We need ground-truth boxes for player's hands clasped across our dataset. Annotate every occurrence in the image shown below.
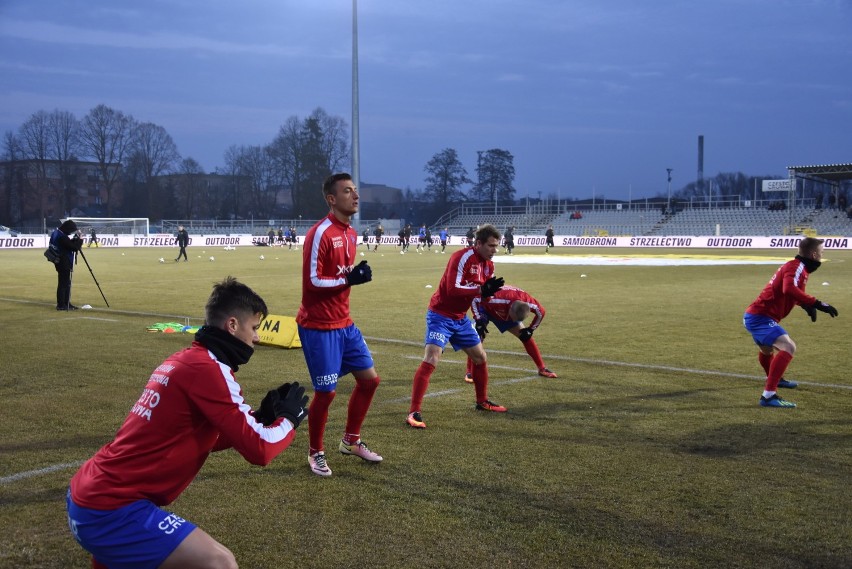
[480,276,504,297]
[518,328,534,342]
[801,304,818,322]
[813,300,838,318]
[254,382,309,428]
[273,382,309,428]
[347,260,372,286]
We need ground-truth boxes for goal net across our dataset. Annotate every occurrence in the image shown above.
[67,217,150,235]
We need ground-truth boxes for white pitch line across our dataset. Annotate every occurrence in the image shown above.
[366,335,852,391]
[0,461,84,485]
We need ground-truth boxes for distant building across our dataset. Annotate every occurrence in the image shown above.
[0,159,119,226]
[358,182,404,218]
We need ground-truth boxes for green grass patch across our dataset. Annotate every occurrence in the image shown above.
[0,245,850,568]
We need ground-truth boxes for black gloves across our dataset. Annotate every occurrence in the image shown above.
[475,320,489,339]
[347,260,372,286]
[480,276,504,298]
[254,389,280,426]
[801,304,818,322]
[254,382,309,428]
[518,328,534,342]
[813,300,838,318]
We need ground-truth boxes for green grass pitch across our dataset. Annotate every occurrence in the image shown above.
[0,244,850,568]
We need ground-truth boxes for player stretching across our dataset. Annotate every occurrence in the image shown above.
[743,237,838,408]
[298,173,383,476]
[464,284,557,382]
[67,277,308,568]
[407,224,508,429]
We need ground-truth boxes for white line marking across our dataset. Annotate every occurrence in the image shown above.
[0,461,84,484]
[366,336,852,391]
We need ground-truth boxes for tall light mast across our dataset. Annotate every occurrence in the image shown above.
[351,0,361,224]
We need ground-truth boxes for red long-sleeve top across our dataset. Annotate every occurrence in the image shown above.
[428,247,495,319]
[746,257,817,322]
[70,342,296,509]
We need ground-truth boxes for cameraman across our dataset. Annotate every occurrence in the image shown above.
[50,219,83,310]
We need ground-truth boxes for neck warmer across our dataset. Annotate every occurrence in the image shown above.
[795,254,821,274]
[194,325,254,371]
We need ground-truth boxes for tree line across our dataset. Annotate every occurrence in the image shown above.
[1,103,522,226]
[1,104,351,223]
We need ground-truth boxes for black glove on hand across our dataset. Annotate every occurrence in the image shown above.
[347,260,372,286]
[475,320,489,339]
[253,389,280,426]
[801,304,817,323]
[813,300,838,318]
[518,328,534,342]
[273,381,309,428]
[480,276,504,297]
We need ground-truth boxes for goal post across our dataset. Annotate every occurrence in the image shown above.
[66,217,150,236]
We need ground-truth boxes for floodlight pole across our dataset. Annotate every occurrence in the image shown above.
[666,168,673,214]
[351,0,361,225]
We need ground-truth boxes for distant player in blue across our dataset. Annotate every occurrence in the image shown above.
[439,227,449,253]
[416,224,427,252]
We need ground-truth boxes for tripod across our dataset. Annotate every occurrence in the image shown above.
[76,248,110,308]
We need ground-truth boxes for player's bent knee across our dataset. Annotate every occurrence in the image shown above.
[160,528,237,569]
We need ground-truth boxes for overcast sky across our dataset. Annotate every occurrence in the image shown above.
[1,0,850,200]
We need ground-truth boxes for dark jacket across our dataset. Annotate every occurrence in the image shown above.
[51,221,83,269]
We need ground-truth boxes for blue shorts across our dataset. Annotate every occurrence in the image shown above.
[425,310,481,351]
[479,315,521,334]
[66,490,196,569]
[743,312,788,347]
[298,324,374,392]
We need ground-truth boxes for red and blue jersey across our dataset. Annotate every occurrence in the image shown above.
[70,342,296,509]
[471,285,545,329]
[746,257,817,322]
[428,246,495,319]
[297,213,359,330]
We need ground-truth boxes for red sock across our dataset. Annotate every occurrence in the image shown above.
[523,338,546,369]
[410,362,435,413]
[765,350,793,392]
[344,376,380,443]
[308,390,336,454]
[466,357,473,376]
[472,362,488,403]
[758,352,773,375]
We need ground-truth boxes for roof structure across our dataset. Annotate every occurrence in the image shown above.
[787,163,852,183]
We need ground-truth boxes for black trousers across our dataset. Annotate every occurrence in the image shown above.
[55,265,72,308]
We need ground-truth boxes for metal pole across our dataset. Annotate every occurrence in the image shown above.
[666,168,673,214]
[351,0,361,224]
[77,248,110,307]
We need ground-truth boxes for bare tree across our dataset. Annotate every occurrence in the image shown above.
[17,110,55,220]
[471,148,516,205]
[309,107,349,173]
[78,104,136,216]
[228,145,277,218]
[220,145,250,217]
[269,116,307,216]
[424,148,470,207]
[131,122,181,217]
[46,110,80,214]
[1,131,23,223]
[173,157,205,218]
[268,108,349,219]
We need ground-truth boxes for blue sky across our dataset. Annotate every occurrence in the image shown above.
[1,0,850,200]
